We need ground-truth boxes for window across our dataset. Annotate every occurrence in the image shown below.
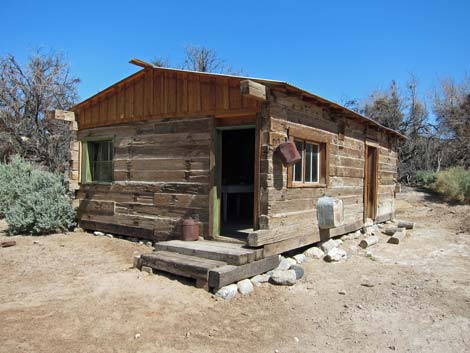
[289,138,327,187]
[83,140,113,183]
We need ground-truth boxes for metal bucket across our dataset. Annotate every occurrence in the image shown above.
[182,218,199,241]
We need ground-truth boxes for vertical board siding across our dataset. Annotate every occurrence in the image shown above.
[75,70,261,129]
[77,118,212,241]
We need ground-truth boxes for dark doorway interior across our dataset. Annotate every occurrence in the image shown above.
[365,145,378,220]
[220,128,255,239]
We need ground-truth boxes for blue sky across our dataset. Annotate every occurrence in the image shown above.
[1,0,469,105]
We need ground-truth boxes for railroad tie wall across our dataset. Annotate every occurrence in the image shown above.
[76,117,212,241]
[258,90,397,245]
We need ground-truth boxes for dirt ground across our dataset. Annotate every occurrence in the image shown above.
[1,188,469,353]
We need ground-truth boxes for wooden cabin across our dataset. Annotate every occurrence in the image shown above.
[66,59,404,290]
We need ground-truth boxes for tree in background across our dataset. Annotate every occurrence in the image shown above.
[152,45,242,74]
[362,80,404,131]
[0,50,80,172]
[349,76,438,183]
[433,77,470,169]
[351,74,470,184]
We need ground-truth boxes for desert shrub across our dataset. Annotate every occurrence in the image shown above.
[0,156,76,234]
[433,167,470,203]
[415,170,437,187]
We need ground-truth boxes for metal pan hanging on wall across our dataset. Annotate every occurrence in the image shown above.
[277,140,301,166]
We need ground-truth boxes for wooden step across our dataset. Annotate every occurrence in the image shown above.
[208,255,280,292]
[140,251,227,282]
[154,240,263,265]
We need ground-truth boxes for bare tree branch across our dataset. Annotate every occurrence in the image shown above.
[0,50,80,172]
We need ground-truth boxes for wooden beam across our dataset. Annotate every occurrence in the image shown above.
[207,255,279,292]
[240,80,266,101]
[129,58,154,69]
[263,233,320,257]
[375,212,393,223]
[319,219,363,240]
[247,229,272,247]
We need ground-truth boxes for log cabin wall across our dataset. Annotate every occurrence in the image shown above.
[76,117,213,241]
[257,89,398,246]
[73,69,263,242]
[72,67,399,245]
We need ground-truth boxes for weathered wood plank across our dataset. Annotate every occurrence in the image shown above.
[141,251,227,280]
[240,80,266,101]
[207,256,279,292]
[154,240,258,265]
[262,232,320,257]
[319,219,363,239]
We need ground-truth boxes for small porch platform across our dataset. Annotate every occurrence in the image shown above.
[139,240,280,292]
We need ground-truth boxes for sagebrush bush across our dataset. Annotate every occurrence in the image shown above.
[0,156,76,234]
[415,170,437,187]
[433,167,470,203]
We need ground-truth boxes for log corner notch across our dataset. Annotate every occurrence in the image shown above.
[46,110,80,203]
[240,80,267,101]
[247,229,271,247]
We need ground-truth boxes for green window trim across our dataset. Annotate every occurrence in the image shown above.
[81,138,114,184]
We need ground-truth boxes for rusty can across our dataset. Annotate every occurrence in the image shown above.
[182,218,199,241]
[277,141,301,166]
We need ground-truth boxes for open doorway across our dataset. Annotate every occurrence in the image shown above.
[364,145,378,220]
[219,128,255,240]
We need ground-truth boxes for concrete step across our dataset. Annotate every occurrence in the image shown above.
[154,240,263,265]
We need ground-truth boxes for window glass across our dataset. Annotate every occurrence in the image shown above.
[305,143,319,183]
[290,139,322,185]
[293,140,303,182]
[89,140,113,182]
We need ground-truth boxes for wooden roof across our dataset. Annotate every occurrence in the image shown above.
[72,59,405,139]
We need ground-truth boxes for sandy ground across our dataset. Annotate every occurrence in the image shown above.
[1,188,469,353]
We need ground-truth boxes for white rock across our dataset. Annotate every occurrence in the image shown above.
[105,233,114,238]
[366,225,380,236]
[237,279,254,295]
[304,247,324,259]
[342,230,362,240]
[270,269,297,286]
[293,254,306,264]
[215,284,238,300]
[276,257,293,271]
[145,241,153,247]
[93,231,104,236]
[251,273,270,286]
[320,239,341,253]
[324,247,347,262]
[364,218,374,227]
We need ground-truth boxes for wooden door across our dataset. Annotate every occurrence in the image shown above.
[364,145,378,220]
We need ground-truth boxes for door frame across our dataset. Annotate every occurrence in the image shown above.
[364,142,379,221]
[210,124,257,238]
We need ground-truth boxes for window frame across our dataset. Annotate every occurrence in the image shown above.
[287,134,329,188]
[81,137,115,184]
[292,139,321,184]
